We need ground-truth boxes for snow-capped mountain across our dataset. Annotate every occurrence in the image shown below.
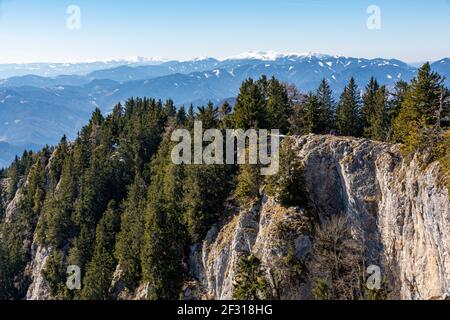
[0,57,167,79]
[0,51,449,167]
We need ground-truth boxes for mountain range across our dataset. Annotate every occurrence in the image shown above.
[1,51,449,168]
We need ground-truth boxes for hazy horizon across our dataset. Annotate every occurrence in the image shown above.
[0,50,448,65]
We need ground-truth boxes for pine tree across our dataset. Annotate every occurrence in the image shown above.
[141,138,187,300]
[361,77,380,138]
[183,164,231,242]
[163,99,176,118]
[69,145,113,273]
[233,78,267,129]
[304,93,320,134]
[176,106,187,125]
[235,163,262,208]
[365,85,389,141]
[0,150,49,299]
[186,104,195,129]
[287,86,309,135]
[336,78,362,137]
[266,139,309,208]
[37,156,76,249]
[197,101,219,128]
[219,101,232,119]
[266,77,291,133]
[387,80,409,141]
[233,255,269,300]
[81,201,120,300]
[219,101,232,129]
[316,79,335,134]
[115,175,147,289]
[392,63,448,155]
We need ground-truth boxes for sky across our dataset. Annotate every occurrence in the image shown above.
[0,0,449,63]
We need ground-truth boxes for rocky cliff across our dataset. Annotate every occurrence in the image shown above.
[2,135,449,300]
[188,135,449,300]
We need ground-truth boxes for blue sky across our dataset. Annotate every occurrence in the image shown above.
[0,0,449,63]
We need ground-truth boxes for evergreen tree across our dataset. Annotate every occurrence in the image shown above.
[336,78,362,137]
[68,145,113,273]
[219,101,232,119]
[0,151,50,299]
[163,99,176,118]
[235,163,262,208]
[41,250,69,298]
[176,106,187,125]
[37,156,76,249]
[186,104,196,129]
[287,86,309,135]
[219,101,233,129]
[266,139,309,208]
[141,138,187,300]
[197,102,219,128]
[266,77,291,133]
[81,201,120,300]
[233,255,269,300]
[365,85,389,141]
[392,63,448,155]
[361,77,380,136]
[304,93,320,134]
[233,78,267,129]
[115,175,147,289]
[183,164,231,242]
[387,80,409,141]
[315,79,335,134]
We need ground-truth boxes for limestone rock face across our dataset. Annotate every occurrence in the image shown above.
[293,135,449,299]
[25,241,52,300]
[191,135,449,300]
[0,179,8,211]
[192,195,313,300]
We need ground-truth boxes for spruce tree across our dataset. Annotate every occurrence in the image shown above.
[197,101,219,128]
[304,93,320,134]
[233,78,267,129]
[387,80,410,141]
[141,138,187,300]
[176,106,187,125]
[392,63,448,155]
[361,77,380,138]
[37,156,76,249]
[266,77,291,133]
[183,164,231,242]
[365,85,389,141]
[115,175,147,290]
[316,78,335,134]
[219,101,232,129]
[186,104,195,129]
[233,255,268,300]
[81,201,120,300]
[235,163,262,208]
[266,139,309,208]
[336,78,362,137]
[287,87,310,135]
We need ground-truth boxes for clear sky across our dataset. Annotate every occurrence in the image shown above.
[0,0,449,63]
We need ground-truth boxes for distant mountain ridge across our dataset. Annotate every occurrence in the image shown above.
[0,51,449,167]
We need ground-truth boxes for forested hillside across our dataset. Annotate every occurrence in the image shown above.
[0,63,448,300]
